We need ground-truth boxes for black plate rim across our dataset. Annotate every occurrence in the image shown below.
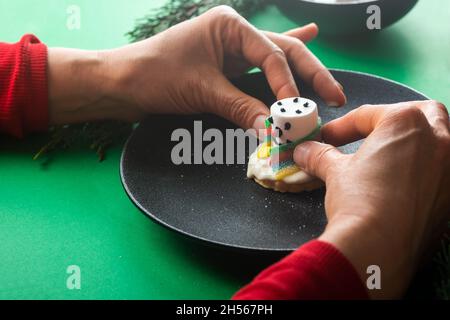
[331,69,430,100]
[295,0,380,6]
[119,69,429,252]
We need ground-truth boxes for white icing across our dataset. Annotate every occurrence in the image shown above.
[247,149,314,185]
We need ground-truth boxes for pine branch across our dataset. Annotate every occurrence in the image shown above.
[127,0,270,42]
[34,122,132,162]
[435,233,450,300]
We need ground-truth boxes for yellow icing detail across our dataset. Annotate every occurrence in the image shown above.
[257,144,271,159]
[275,165,300,180]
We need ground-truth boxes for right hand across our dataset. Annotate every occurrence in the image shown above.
[293,100,450,299]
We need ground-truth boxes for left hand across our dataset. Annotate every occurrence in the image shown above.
[48,6,346,129]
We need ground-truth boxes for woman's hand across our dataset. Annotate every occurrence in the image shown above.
[294,100,450,299]
[48,6,346,128]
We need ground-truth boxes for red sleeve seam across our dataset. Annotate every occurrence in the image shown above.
[22,34,49,133]
[232,240,369,300]
[0,34,48,138]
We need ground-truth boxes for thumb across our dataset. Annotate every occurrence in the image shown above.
[212,76,269,130]
[293,141,344,181]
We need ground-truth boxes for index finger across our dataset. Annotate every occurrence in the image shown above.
[264,29,347,107]
[321,103,402,146]
[417,100,449,136]
[321,101,445,146]
[224,12,299,99]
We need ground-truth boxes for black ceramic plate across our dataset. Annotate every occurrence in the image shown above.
[120,70,428,252]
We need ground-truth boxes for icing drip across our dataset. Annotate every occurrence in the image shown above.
[247,149,314,184]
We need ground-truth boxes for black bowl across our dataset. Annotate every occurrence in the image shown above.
[276,0,419,35]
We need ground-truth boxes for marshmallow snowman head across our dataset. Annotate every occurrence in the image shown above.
[268,97,318,145]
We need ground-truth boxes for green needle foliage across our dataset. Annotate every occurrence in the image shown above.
[33,121,132,162]
[435,234,450,300]
[128,0,270,41]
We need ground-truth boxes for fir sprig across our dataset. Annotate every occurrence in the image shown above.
[435,234,450,299]
[127,0,270,42]
[34,121,132,162]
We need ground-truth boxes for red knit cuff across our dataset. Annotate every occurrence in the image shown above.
[22,34,49,133]
[232,240,369,300]
[0,34,48,138]
[287,240,369,299]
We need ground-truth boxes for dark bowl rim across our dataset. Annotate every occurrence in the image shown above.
[295,0,381,6]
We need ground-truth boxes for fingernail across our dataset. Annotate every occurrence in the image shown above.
[335,80,344,91]
[294,142,311,167]
[328,80,347,107]
[295,142,310,154]
[326,101,340,107]
[252,115,268,131]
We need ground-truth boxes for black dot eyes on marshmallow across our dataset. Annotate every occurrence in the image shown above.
[296,109,302,114]
[303,102,309,108]
[280,108,286,112]
[284,122,291,130]
[277,101,283,106]
[275,126,283,137]
[293,98,299,103]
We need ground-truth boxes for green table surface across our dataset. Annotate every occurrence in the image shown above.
[0,1,449,299]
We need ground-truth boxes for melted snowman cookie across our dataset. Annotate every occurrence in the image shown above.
[247,97,323,193]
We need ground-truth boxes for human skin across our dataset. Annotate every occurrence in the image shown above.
[46,6,450,299]
[294,101,450,299]
[47,6,346,128]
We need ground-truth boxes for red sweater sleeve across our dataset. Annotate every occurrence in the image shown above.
[0,34,48,138]
[232,240,369,300]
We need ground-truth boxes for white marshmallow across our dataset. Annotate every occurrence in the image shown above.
[269,97,318,145]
